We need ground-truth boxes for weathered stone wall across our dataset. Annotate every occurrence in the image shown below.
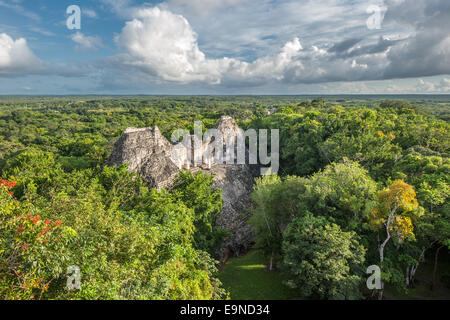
[107,116,258,256]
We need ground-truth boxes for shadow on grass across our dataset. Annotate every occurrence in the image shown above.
[218,250,300,300]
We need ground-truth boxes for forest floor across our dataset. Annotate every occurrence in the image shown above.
[219,249,450,300]
[217,250,299,300]
[384,249,450,300]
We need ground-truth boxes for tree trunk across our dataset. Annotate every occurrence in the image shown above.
[413,248,425,284]
[269,252,273,271]
[407,246,430,287]
[379,230,390,264]
[377,211,394,300]
[378,286,384,300]
[406,266,410,286]
[432,245,444,291]
[378,236,389,300]
[410,264,417,286]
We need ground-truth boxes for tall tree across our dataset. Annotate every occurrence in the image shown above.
[368,180,422,299]
[282,213,365,300]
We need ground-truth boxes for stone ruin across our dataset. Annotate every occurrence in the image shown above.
[107,116,259,257]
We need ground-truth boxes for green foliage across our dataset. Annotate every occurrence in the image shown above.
[0,161,227,300]
[252,104,448,179]
[301,159,378,230]
[2,150,61,199]
[249,174,306,264]
[393,154,450,212]
[98,164,149,210]
[0,96,448,300]
[282,213,366,300]
[379,100,413,111]
[250,160,377,263]
[0,184,74,299]
[171,171,228,256]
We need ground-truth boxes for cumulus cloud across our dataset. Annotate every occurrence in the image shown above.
[115,8,219,83]
[383,0,450,78]
[0,33,44,76]
[0,33,93,77]
[3,0,449,93]
[438,78,450,92]
[416,79,436,92]
[111,1,450,87]
[115,7,303,84]
[71,32,103,50]
[416,78,450,93]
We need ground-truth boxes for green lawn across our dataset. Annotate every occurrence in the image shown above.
[218,250,299,300]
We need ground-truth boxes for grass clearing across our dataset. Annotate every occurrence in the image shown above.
[219,249,450,300]
[218,250,299,300]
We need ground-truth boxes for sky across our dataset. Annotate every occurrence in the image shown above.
[0,0,449,95]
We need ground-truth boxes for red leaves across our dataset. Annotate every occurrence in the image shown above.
[22,214,62,229]
[17,214,63,242]
[0,179,17,196]
[31,215,40,225]
[37,226,51,239]
[0,179,17,189]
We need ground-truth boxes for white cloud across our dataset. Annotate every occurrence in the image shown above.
[86,0,450,91]
[113,5,397,87]
[386,84,405,93]
[71,32,103,50]
[416,78,450,93]
[382,0,450,78]
[100,0,135,18]
[115,7,303,84]
[30,26,55,37]
[166,0,244,16]
[0,0,40,21]
[3,0,448,93]
[83,8,98,18]
[115,7,217,82]
[438,78,450,92]
[416,79,436,92]
[0,33,43,76]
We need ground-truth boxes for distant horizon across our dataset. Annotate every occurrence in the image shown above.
[1,93,450,97]
[0,93,450,97]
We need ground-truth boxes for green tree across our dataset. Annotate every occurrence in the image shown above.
[171,170,227,256]
[368,180,423,299]
[249,175,306,270]
[282,213,366,300]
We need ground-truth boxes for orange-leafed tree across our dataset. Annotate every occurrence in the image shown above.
[368,180,423,299]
